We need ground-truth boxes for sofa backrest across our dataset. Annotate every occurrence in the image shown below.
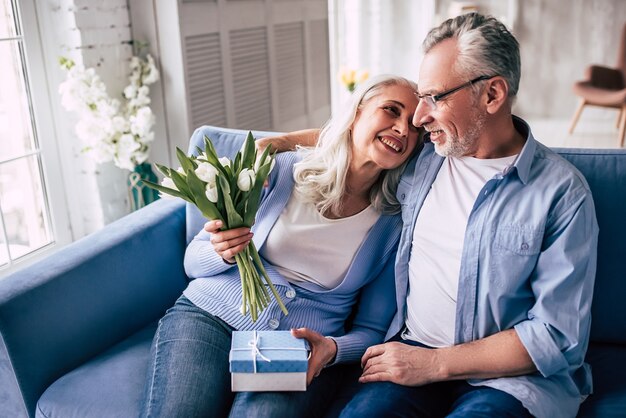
[554,148,626,344]
[185,126,626,344]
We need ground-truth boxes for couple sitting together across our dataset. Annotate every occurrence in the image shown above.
[141,12,597,418]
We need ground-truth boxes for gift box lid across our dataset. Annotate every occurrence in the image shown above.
[229,330,309,373]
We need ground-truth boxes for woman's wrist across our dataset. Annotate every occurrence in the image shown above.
[324,336,338,366]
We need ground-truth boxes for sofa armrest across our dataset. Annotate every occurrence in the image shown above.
[0,198,187,417]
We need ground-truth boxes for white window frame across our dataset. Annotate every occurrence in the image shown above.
[0,0,72,278]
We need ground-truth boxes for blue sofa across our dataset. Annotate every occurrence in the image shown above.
[1,126,625,417]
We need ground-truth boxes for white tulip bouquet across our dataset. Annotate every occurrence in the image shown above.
[144,133,287,322]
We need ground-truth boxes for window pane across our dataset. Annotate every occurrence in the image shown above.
[0,155,52,261]
[0,0,17,39]
[0,39,35,162]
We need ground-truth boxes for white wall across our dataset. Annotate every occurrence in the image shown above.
[435,0,626,119]
[329,0,435,111]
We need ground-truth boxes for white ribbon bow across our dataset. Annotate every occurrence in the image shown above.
[248,330,272,373]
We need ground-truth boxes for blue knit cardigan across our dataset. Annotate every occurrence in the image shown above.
[183,151,401,364]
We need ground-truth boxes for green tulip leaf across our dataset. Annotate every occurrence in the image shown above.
[218,174,244,228]
[241,131,256,168]
[169,169,192,197]
[154,163,172,178]
[176,147,197,173]
[142,179,191,202]
[186,168,223,222]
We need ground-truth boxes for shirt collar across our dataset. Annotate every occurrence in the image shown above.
[509,115,536,185]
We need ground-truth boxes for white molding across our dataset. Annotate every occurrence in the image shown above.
[154,0,192,153]
[128,0,173,168]
[16,0,73,246]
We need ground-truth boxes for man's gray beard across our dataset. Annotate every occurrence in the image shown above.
[433,111,485,158]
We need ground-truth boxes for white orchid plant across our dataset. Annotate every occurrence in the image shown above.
[144,133,286,322]
[58,51,159,171]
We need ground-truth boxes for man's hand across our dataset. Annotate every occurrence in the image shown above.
[360,342,442,386]
[359,329,536,386]
[204,220,252,263]
[291,327,337,385]
[256,129,320,153]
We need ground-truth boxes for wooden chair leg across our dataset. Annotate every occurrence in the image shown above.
[618,105,626,148]
[569,99,586,134]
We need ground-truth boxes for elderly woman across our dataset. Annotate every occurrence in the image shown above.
[141,74,422,418]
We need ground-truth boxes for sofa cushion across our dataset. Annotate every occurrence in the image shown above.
[556,149,626,344]
[578,342,626,417]
[36,322,157,418]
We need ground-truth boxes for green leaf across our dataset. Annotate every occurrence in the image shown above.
[154,163,171,178]
[241,131,256,168]
[170,170,192,197]
[176,147,197,173]
[186,168,223,221]
[256,144,272,173]
[218,174,244,228]
[142,179,192,202]
[233,152,242,174]
[243,154,273,226]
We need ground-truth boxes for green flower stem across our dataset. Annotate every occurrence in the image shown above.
[234,254,248,316]
[235,254,248,315]
[238,252,257,321]
[250,243,288,316]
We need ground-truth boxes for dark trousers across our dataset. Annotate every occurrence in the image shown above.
[338,334,533,418]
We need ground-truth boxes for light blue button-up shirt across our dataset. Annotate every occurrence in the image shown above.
[387,117,599,418]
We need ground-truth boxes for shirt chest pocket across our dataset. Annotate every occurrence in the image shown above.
[494,225,543,256]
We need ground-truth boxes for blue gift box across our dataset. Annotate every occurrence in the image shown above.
[229,330,309,391]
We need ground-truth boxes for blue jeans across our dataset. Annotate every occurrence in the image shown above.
[141,295,361,418]
[339,336,533,418]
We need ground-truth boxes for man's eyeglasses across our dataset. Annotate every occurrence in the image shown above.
[417,75,495,110]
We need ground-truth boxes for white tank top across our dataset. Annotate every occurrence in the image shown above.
[261,192,379,289]
[403,154,517,347]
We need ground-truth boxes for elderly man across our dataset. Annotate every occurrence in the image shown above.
[337,13,598,418]
[260,13,598,418]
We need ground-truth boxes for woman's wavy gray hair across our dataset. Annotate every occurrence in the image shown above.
[293,74,420,216]
[423,13,520,97]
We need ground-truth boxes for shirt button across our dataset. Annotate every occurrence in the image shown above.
[401,193,406,200]
[286,289,296,299]
[521,243,529,251]
[268,319,279,329]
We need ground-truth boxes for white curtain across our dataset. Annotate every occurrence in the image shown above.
[329,0,436,112]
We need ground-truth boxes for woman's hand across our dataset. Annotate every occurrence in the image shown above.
[291,328,337,385]
[204,220,253,263]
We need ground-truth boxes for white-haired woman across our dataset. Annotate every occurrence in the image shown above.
[141,74,422,418]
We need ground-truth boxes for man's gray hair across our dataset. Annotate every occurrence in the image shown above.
[423,13,520,97]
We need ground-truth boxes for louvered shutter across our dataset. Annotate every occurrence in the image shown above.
[274,22,307,126]
[147,0,330,147]
[230,27,273,131]
[184,32,228,128]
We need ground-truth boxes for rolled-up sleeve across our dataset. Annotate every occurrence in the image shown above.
[514,189,598,378]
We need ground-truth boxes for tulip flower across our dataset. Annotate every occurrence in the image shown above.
[143,132,285,322]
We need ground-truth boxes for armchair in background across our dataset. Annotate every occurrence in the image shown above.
[569,22,626,147]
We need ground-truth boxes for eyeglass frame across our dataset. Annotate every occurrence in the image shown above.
[416,75,496,110]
